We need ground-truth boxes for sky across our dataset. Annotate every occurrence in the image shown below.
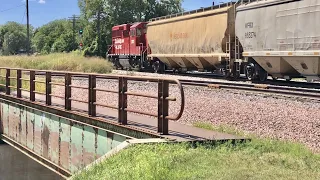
[0,0,228,28]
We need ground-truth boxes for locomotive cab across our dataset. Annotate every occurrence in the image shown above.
[129,22,148,55]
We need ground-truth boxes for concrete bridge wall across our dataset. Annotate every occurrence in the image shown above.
[0,98,154,178]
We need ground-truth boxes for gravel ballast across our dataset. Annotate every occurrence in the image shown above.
[52,75,320,153]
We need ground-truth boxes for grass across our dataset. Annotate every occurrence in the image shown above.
[0,52,113,93]
[0,70,62,93]
[73,123,320,180]
[0,51,113,74]
[193,121,245,136]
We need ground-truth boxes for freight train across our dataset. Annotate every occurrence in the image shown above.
[106,0,320,82]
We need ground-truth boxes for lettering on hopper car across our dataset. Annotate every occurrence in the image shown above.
[245,22,254,29]
[170,32,189,40]
[245,32,256,39]
[244,22,256,39]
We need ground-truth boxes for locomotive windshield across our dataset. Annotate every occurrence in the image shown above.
[137,29,142,37]
[130,28,142,37]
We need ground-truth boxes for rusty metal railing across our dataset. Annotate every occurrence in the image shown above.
[0,67,185,135]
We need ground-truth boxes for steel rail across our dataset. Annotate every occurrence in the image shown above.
[180,79,320,100]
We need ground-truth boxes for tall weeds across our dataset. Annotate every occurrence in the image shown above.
[0,52,113,73]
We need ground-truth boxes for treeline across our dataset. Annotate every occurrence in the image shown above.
[0,0,183,57]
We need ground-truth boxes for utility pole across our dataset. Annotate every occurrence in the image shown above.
[97,7,101,56]
[26,0,30,55]
[68,15,80,47]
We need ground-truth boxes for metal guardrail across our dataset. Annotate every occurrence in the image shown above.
[0,67,185,135]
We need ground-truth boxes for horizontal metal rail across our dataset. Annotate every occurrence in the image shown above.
[0,67,185,135]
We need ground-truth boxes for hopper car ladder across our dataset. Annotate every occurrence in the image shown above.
[235,36,241,78]
[225,35,232,77]
[226,35,241,78]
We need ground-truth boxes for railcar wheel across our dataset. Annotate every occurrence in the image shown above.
[113,58,123,70]
[258,70,268,82]
[224,70,231,79]
[233,62,241,79]
[152,61,164,74]
[172,68,180,74]
[153,61,160,73]
[245,63,254,80]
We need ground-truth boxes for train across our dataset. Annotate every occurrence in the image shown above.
[106,0,320,82]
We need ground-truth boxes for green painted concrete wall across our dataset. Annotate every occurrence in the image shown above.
[0,100,152,175]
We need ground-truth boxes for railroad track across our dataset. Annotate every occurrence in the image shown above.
[31,70,320,89]
[28,71,320,100]
[114,70,320,89]
[180,79,320,101]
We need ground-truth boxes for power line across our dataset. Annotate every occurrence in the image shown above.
[0,4,25,13]
[68,15,80,32]
[21,9,26,24]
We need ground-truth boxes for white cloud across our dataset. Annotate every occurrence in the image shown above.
[21,0,45,3]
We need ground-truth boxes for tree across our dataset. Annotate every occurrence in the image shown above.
[32,19,78,54]
[0,22,30,55]
[51,38,68,53]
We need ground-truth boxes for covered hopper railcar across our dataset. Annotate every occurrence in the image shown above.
[107,0,320,82]
[236,0,320,82]
[146,2,242,78]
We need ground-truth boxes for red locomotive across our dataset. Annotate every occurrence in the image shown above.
[107,22,149,70]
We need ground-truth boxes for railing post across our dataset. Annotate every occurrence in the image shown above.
[65,73,72,110]
[158,80,169,135]
[17,70,22,98]
[118,77,127,125]
[5,69,10,95]
[88,75,96,117]
[46,72,52,105]
[30,71,35,101]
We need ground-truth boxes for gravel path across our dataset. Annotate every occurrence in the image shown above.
[52,77,320,153]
